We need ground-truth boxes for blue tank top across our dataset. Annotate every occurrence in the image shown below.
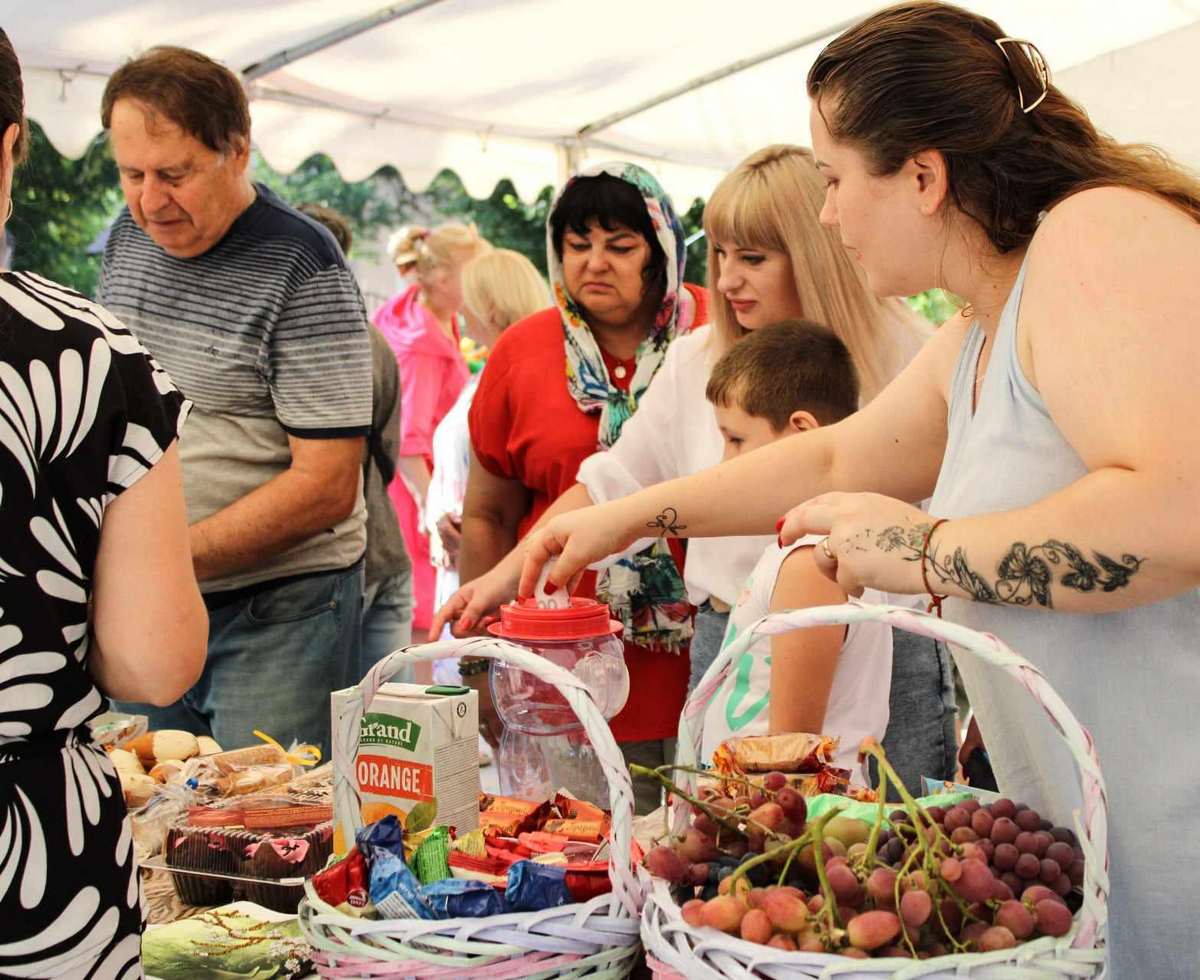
[929,255,1200,976]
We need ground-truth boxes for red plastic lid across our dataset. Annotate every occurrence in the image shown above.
[487,597,623,642]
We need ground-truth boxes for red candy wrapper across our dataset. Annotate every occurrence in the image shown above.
[564,861,612,902]
[517,831,570,854]
[312,849,369,911]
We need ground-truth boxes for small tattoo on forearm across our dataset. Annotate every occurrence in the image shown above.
[646,507,687,538]
[875,524,1145,609]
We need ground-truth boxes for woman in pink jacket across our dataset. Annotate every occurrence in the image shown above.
[374,223,490,636]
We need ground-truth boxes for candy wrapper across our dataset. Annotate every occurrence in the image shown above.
[419,878,505,918]
[369,852,431,920]
[412,826,451,884]
[477,794,549,835]
[540,818,606,843]
[312,849,372,915]
[356,814,405,865]
[448,851,508,886]
[504,860,573,912]
[450,829,487,859]
[712,732,838,774]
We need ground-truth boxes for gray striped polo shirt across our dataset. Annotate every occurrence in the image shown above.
[98,184,373,591]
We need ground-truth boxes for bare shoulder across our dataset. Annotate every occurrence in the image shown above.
[1033,186,1200,268]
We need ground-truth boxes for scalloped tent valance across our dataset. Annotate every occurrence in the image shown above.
[13,0,1200,204]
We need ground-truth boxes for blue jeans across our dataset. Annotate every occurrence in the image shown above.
[688,603,730,693]
[113,562,363,759]
[874,632,958,799]
[359,569,414,683]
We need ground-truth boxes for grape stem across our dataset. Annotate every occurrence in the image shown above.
[721,807,844,888]
[859,767,888,875]
[628,763,789,845]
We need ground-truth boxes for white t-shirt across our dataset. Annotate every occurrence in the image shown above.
[577,326,773,605]
[699,537,893,774]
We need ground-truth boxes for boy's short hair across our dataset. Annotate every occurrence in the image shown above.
[706,319,860,428]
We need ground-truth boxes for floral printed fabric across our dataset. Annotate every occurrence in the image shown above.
[0,271,187,978]
[548,162,695,652]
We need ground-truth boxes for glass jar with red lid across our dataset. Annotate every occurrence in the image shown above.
[488,597,630,735]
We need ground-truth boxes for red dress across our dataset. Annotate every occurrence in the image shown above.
[469,284,709,743]
[374,284,470,629]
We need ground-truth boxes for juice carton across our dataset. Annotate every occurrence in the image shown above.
[331,683,480,854]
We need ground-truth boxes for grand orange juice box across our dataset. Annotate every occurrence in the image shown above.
[331,683,479,854]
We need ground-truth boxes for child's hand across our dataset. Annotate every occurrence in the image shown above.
[779,492,934,597]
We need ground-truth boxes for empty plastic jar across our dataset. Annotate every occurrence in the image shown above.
[489,598,629,735]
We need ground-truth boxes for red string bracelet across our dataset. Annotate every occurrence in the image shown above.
[921,518,950,617]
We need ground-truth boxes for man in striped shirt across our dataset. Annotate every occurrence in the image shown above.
[97,47,372,756]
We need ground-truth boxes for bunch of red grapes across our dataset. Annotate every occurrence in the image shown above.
[643,770,1084,960]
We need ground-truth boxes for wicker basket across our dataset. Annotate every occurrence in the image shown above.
[297,635,642,978]
[641,601,1110,980]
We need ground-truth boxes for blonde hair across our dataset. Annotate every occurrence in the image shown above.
[704,144,929,401]
[461,249,549,329]
[386,222,489,279]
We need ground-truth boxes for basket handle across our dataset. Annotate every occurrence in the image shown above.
[672,599,1109,950]
[331,636,642,916]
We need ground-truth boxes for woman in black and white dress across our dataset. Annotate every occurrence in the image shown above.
[0,31,207,977]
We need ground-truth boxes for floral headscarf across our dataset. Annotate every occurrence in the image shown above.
[548,161,696,653]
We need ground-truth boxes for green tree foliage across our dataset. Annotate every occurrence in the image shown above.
[906,288,961,325]
[9,121,123,296]
[11,123,954,327]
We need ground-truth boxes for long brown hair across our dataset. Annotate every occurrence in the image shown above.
[0,29,28,181]
[704,145,928,401]
[807,1,1200,253]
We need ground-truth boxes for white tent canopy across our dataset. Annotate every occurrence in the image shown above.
[13,1,1200,204]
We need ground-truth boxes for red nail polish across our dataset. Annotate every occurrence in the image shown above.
[777,535,784,548]
[775,517,785,532]
[544,581,558,595]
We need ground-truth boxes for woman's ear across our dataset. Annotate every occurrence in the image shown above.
[1,121,18,170]
[909,148,950,216]
[788,409,820,433]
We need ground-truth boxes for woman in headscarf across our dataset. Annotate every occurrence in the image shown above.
[458,162,707,812]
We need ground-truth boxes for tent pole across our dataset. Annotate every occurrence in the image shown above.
[558,141,583,183]
[575,15,861,140]
[242,0,446,81]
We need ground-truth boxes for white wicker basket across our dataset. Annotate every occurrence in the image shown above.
[642,601,1109,980]
[297,636,642,978]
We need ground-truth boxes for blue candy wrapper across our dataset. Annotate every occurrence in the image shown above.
[369,852,432,920]
[419,878,505,919]
[356,814,405,866]
[504,860,574,912]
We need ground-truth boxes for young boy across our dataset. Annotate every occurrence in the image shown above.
[699,321,892,777]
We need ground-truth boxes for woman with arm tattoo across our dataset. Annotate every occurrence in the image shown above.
[519,5,1200,973]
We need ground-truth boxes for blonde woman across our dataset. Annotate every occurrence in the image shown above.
[426,249,549,619]
[375,223,490,638]
[434,146,951,794]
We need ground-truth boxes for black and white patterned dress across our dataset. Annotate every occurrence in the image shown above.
[0,271,187,978]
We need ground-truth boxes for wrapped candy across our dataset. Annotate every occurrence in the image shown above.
[504,860,573,912]
[369,852,431,920]
[356,814,405,865]
[412,827,452,884]
[312,849,371,914]
[419,878,505,918]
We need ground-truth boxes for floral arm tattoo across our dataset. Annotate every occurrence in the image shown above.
[646,507,687,539]
[876,523,1146,609]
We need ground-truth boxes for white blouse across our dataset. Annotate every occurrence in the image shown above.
[577,325,773,606]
